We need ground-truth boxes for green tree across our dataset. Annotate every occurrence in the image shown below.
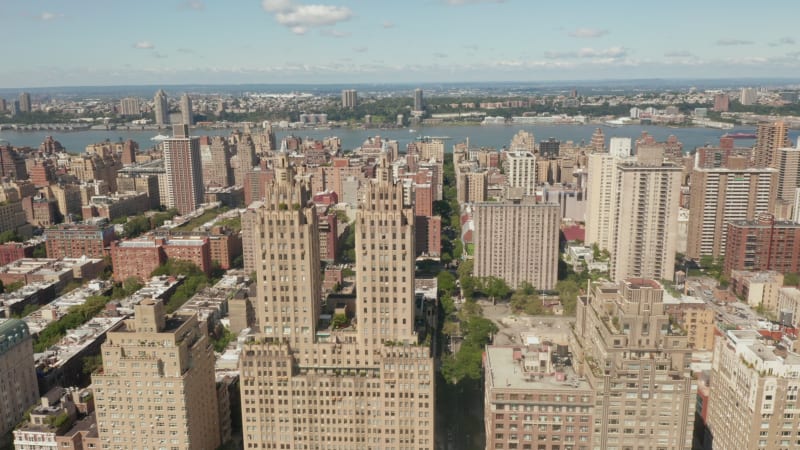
[332,313,348,329]
[483,277,511,304]
[785,273,800,287]
[437,271,457,297]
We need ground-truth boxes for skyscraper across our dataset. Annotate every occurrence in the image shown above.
[574,279,695,449]
[18,92,31,113]
[239,175,435,449]
[754,121,790,168]
[589,127,605,152]
[92,299,221,450]
[118,97,140,116]
[341,89,358,108]
[776,146,800,203]
[585,153,621,252]
[180,93,193,126]
[740,87,757,106]
[163,124,204,214]
[538,137,560,158]
[686,163,777,260]
[414,87,424,112]
[608,137,632,158]
[713,92,730,112]
[474,199,560,289]
[506,151,537,196]
[610,161,682,282]
[154,89,169,126]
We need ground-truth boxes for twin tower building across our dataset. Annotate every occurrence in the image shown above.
[239,159,435,449]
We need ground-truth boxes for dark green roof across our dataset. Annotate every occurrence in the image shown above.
[0,319,30,355]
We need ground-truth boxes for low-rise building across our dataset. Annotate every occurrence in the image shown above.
[111,236,211,282]
[13,387,95,450]
[81,192,150,222]
[45,223,115,259]
[730,270,785,313]
[0,258,104,290]
[0,241,36,265]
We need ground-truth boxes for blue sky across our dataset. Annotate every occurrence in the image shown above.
[2,0,800,87]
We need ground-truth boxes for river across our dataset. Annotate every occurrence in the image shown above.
[1,123,797,154]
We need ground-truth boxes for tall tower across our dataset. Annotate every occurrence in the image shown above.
[240,177,435,449]
[414,88,424,112]
[154,89,169,126]
[611,161,682,282]
[776,146,800,202]
[0,319,39,437]
[163,124,204,214]
[574,280,695,449]
[474,199,560,289]
[341,89,358,108]
[180,93,193,126]
[687,164,778,260]
[18,92,31,113]
[585,153,621,251]
[355,181,417,350]
[506,151,537,196]
[754,121,789,168]
[92,300,221,450]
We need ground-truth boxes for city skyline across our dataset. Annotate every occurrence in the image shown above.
[2,0,800,87]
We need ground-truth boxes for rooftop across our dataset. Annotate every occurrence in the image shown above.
[485,345,589,391]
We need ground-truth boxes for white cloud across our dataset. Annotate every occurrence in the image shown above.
[568,28,608,38]
[382,20,394,29]
[444,0,503,4]
[716,39,753,46]
[545,46,626,59]
[134,41,156,50]
[665,50,693,57]
[577,47,626,58]
[262,0,293,12]
[321,29,351,38]
[262,1,352,34]
[353,46,368,53]
[769,37,796,47]
[38,12,63,21]
[179,1,205,10]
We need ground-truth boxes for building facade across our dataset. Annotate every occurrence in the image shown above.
[506,151,537,196]
[610,162,682,282]
[45,224,115,259]
[0,319,39,437]
[707,329,800,449]
[724,216,800,276]
[163,124,204,214]
[92,299,221,450]
[239,176,435,449]
[686,164,777,260]
[573,280,696,449]
[474,199,560,290]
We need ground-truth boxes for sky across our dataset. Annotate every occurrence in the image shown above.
[2,0,800,88]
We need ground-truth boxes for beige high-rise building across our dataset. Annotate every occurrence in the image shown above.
[239,176,435,449]
[509,130,536,153]
[456,168,487,204]
[154,89,169,126]
[0,319,39,437]
[585,153,621,252]
[92,299,221,450]
[777,146,800,203]
[707,329,800,449]
[611,162,682,282]
[506,151,537,196]
[473,199,560,289]
[574,280,695,449]
[754,121,790,168]
[342,89,358,108]
[163,124,204,214]
[686,163,777,260]
[119,97,140,116]
[180,93,193,126]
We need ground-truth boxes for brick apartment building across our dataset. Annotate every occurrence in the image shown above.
[724,215,800,276]
[45,224,115,259]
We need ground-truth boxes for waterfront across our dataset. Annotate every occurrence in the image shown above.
[1,123,797,154]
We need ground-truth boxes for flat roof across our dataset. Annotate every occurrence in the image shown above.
[485,346,589,391]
